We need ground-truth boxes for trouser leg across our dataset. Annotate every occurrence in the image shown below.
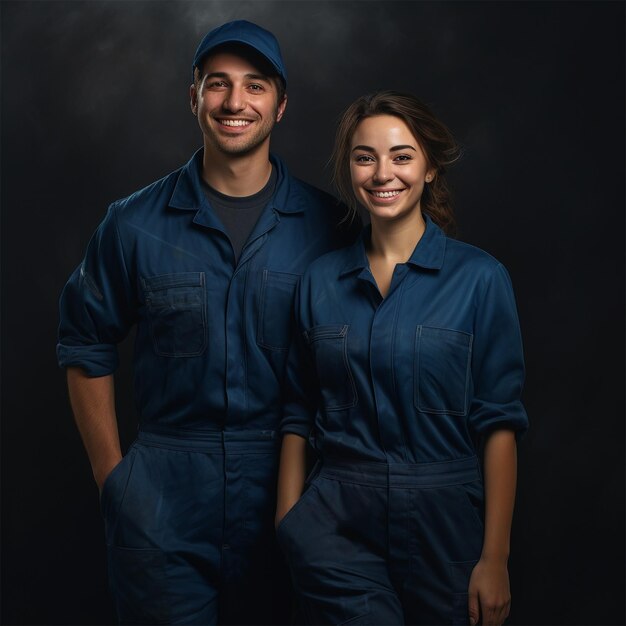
[278,476,404,625]
[396,480,485,625]
[102,429,289,625]
[102,441,222,625]
[278,457,485,626]
[219,448,292,626]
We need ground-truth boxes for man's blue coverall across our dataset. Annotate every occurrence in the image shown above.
[57,149,354,625]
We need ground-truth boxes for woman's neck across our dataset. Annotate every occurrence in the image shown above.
[368,211,426,263]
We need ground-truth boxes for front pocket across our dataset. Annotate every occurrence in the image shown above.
[100,445,138,533]
[414,325,472,416]
[458,480,485,533]
[100,444,136,515]
[257,269,300,351]
[142,272,206,357]
[275,481,319,537]
[305,325,357,411]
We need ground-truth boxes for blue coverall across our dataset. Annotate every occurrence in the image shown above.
[57,149,354,625]
[278,217,529,625]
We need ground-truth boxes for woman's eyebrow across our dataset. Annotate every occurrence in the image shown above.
[351,144,417,152]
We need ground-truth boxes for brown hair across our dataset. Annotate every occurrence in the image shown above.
[331,90,460,235]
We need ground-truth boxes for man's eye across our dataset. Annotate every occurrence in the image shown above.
[207,80,227,88]
[248,84,264,91]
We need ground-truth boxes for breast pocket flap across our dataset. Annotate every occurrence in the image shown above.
[142,272,206,357]
[257,269,300,352]
[305,324,356,411]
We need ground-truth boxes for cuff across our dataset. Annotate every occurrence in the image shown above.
[280,423,312,439]
[56,342,119,377]
[470,400,529,441]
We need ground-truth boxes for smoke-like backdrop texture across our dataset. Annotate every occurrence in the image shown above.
[1,1,624,624]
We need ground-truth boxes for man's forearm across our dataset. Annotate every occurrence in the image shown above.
[66,367,122,491]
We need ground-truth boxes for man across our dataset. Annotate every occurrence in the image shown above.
[57,20,355,625]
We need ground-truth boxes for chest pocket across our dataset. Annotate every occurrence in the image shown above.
[305,324,357,411]
[257,269,300,351]
[142,272,206,357]
[414,325,472,416]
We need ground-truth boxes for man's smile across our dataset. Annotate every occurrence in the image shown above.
[217,118,253,127]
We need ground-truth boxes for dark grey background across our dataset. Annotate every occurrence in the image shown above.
[2,1,624,624]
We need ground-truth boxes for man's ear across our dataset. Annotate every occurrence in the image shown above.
[189,83,198,115]
[276,94,287,122]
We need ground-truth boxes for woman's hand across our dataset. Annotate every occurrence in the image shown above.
[468,557,511,626]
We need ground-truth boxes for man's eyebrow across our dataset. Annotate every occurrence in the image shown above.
[203,72,228,80]
[351,144,417,152]
[245,73,271,81]
[203,72,271,82]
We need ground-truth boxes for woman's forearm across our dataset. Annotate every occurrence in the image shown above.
[481,429,517,562]
[467,429,518,625]
[275,433,308,527]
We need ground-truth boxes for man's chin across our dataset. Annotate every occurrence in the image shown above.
[213,137,270,157]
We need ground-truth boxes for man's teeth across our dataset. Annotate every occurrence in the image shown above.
[371,190,402,198]
[220,119,251,127]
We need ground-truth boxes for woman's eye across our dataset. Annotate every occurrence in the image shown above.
[355,155,374,163]
[394,154,411,161]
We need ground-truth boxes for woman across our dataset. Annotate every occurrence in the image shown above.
[276,91,528,626]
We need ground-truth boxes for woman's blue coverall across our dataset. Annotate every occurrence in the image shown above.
[278,216,529,625]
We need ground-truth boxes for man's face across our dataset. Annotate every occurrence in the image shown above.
[190,50,287,157]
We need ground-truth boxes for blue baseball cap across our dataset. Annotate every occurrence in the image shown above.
[192,20,287,85]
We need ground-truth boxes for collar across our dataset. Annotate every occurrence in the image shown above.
[168,148,304,216]
[338,214,447,278]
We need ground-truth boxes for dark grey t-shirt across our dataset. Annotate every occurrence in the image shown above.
[202,167,277,263]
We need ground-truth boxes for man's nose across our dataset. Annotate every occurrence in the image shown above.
[223,85,245,113]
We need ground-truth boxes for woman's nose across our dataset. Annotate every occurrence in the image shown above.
[372,160,393,184]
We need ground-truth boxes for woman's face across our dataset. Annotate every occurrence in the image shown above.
[349,115,434,224]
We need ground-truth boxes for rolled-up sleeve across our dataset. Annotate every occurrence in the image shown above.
[469,263,529,437]
[57,203,136,377]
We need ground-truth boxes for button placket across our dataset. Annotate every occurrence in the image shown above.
[368,276,408,460]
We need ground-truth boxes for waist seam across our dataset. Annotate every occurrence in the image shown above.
[319,456,481,487]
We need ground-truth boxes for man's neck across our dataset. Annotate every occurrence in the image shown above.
[202,143,273,197]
